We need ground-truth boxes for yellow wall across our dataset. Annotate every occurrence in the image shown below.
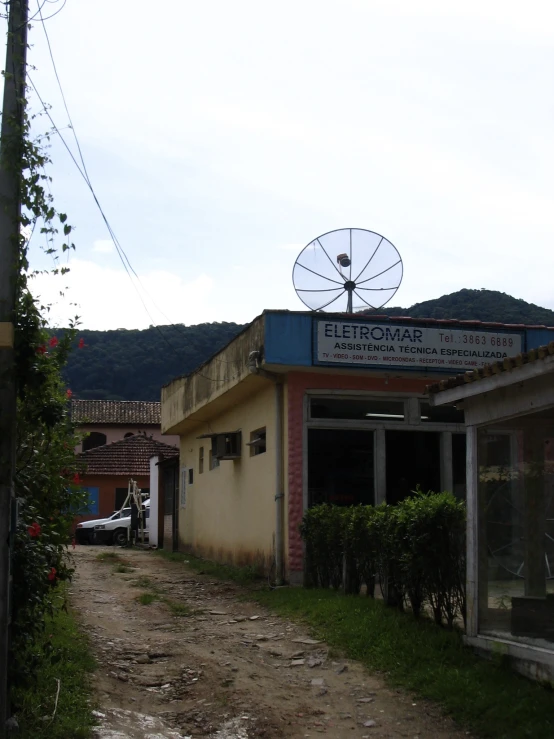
[178,382,281,573]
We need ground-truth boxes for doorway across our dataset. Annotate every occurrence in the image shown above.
[386,430,441,504]
[308,429,374,507]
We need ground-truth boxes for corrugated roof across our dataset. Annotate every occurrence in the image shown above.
[79,434,178,476]
[426,341,554,395]
[71,399,161,425]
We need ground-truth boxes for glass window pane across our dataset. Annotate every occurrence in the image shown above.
[478,408,554,645]
[310,397,404,421]
[308,429,374,506]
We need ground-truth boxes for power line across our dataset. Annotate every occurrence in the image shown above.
[32,1,243,366]
[29,15,239,381]
[28,80,238,381]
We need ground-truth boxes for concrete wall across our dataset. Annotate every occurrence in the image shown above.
[162,317,265,435]
[177,381,281,573]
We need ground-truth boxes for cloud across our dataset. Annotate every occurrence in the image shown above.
[279,243,305,252]
[31,259,217,330]
[92,240,115,253]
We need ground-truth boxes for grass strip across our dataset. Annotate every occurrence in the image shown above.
[11,589,96,738]
[136,591,158,605]
[95,551,120,562]
[130,573,194,616]
[154,548,263,585]
[251,587,554,739]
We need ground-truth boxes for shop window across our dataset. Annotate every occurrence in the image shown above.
[452,433,467,499]
[248,428,266,456]
[199,446,204,474]
[308,429,374,507]
[188,468,194,486]
[477,411,554,642]
[420,401,464,424]
[83,431,107,451]
[310,397,405,421]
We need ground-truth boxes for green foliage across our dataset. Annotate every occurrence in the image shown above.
[10,588,96,739]
[11,288,85,689]
[368,503,405,609]
[299,493,466,627]
[136,592,157,605]
[59,322,245,401]
[4,70,87,709]
[55,288,554,403]
[365,288,554,325]
[343,505,377,596]
[300,503,345,589]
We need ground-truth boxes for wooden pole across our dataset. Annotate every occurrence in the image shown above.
[0,2,28,732]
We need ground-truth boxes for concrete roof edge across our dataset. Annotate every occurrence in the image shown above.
[161,313,264,390]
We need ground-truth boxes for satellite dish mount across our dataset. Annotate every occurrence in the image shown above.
[292,228,403,313]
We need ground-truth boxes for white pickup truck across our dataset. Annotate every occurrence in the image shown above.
[94,500,150,546]
[75,507,132,544]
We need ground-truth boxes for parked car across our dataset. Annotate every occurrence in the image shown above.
[75,508,132,544]
[94,500,150,546]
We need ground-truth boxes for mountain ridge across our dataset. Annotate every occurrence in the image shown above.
[63,289,554,401]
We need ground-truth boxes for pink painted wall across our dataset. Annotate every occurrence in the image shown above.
[75,426,179,453]
[286,372,431,575]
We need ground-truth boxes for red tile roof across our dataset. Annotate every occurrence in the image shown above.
[426,341,554,395]
[71,400,161,425]
[79,434,178,476]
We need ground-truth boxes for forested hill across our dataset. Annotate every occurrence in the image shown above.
[372,289,554,325]
[63,290,554,401]
[64,322,245,401]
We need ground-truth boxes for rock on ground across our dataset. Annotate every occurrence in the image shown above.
[70,546,471,739]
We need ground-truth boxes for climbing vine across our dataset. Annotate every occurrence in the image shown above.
[2,81,86,691]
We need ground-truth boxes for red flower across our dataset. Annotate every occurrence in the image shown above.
[36,345,47,355]
[48,567,57,582]
[78,338,85,349]
[49,336,59,348]
[27,522,41,538]
[66,388,73,399]
[72,472,81,484]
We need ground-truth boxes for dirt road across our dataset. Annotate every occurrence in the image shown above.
[70,546,469,739]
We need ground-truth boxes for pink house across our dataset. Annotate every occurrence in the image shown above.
[71,399,179,452]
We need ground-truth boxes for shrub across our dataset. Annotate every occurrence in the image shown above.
[300,504,344,589]
[368,504,405,609]
[299,492,466,627]
[343,505,378,596]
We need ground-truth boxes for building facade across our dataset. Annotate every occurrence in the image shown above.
[429,342,554,680]
[161,310,554,583]
[76,434,178,525]
[71,399,178,453]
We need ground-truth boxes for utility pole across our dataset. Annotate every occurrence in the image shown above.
[0,1,28,734]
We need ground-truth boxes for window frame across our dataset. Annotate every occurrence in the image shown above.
[248,427,267,457]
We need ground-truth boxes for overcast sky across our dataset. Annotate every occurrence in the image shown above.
[15,0,554,329]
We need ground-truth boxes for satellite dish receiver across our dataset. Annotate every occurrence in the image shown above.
[292,228,403,313]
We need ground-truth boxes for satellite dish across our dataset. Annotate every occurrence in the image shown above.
[292,228,403,313]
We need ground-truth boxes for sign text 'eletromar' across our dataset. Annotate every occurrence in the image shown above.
[316,321,523,371]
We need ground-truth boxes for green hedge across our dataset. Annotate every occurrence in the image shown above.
[300,491,466,628]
